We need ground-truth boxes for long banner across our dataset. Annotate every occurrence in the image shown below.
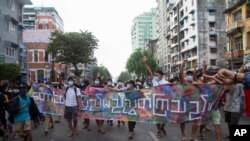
[31,84,224,124]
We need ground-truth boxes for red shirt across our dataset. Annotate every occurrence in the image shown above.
[244,88,250,116]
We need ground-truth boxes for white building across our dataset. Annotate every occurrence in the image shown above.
[131,8,157,52]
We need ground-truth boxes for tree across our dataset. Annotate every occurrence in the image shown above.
[47,30,98,77]
[118,71,132,82]
[126,48,157,77]
[0,64,21,80]
[93,65,112,81]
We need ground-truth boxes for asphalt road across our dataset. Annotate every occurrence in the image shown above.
[10,112,250,141]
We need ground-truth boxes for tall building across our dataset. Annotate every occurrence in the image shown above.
[23,7,64,31]
[0,0,32,64]
[167,0,226,76]
[224,0,250,70]
[156,0,176,75]
[131,8,157,52]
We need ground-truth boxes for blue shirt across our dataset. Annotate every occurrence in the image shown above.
[14,95,31,122]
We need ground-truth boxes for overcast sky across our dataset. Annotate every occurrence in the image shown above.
[29,0,157,79]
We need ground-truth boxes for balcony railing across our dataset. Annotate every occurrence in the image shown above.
[225,49,244,60]
[226,20,244,33]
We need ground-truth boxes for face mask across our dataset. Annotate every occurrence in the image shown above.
[13,89,20,93]
[68,81,74,86]
[186,76,193,82]
[19,89,27,96]
[155,76,160,81]
[107,82,112,85]
[95,81,100,85]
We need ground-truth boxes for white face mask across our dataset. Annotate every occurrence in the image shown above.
[107,82,112,85]
[94,80,100,85]
[68,81,74,86]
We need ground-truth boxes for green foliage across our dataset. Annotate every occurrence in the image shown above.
[118,71,132,82]
[0,63,21,80]
[93,65,112,81]
[47,30,98,76]
[126,48,157,77]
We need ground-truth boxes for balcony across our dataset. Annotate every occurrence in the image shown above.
[224,0,246,13]
[226,20,244,34]
[225,49,244,61]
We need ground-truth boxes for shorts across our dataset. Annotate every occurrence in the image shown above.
[15,120,31,133]
[64,106,78,120]
[225,111,242,125]
[210,109,221,125]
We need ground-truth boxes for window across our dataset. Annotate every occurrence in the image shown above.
[235,37,243,50]
[233,10,242,21]
[210,48,217,54]
[210,59,216,66]
[7,22,16,35]
[209,22,215,28]
[6,47,15,57]
[34,50,38,62]
[208,0,215,3]
[208,10,216,15]
[45,51,49,62]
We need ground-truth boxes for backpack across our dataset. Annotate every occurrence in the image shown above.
[8,96,20,115]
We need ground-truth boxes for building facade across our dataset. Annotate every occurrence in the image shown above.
[224,0,250,70]
[23,7,64,31]
[131,8,157,52]
[167,0,226,75]
[156,0,176,75]
[0,0,32,64]
[23,6,65,82]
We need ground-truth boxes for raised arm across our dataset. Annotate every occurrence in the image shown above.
[239,58,248,73]
[179,60,187,83]
[193,61,198,82]
[202,60,208,83]
[143,56,154,80]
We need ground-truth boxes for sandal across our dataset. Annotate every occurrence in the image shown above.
[181,137,188,141]
[198,135,205,140]
[100,130,105,134]
[157,131,162,138]
[67,132,73,137]
[44,131,48,136]
[128,132,133,139]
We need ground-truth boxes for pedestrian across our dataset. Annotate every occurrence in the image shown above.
[106,79,114,126]
[14,84,32,141]
[223,83,245,138]
[143,56,169,138]
[178,60,198,141]
[92,77,105,134]
[63,77,81,137]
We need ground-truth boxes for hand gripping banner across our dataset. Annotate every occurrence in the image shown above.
[31,84,224,124]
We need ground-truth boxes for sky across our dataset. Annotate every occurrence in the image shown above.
[29,0,157,79]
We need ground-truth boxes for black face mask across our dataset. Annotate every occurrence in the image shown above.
[19,89,27,97]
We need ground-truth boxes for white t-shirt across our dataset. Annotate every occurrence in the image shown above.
[152,76,170,86]
[65,87,81,107]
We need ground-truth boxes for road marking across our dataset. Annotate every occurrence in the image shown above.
[149,131,159,141]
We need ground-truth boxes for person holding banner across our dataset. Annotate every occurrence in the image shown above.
[179,60,198,141]
[63,77,81,137]
[92,77,106,134]
[143,56,169,138]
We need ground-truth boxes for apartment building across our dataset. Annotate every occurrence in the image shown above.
[168,0,226,75]
[156,0,176,76]
[224,0,250,70]
[0,0,32,64]
[131,8,157,52]
[23,6,64,31]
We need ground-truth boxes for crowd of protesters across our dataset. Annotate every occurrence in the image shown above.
[1,57,250,141]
